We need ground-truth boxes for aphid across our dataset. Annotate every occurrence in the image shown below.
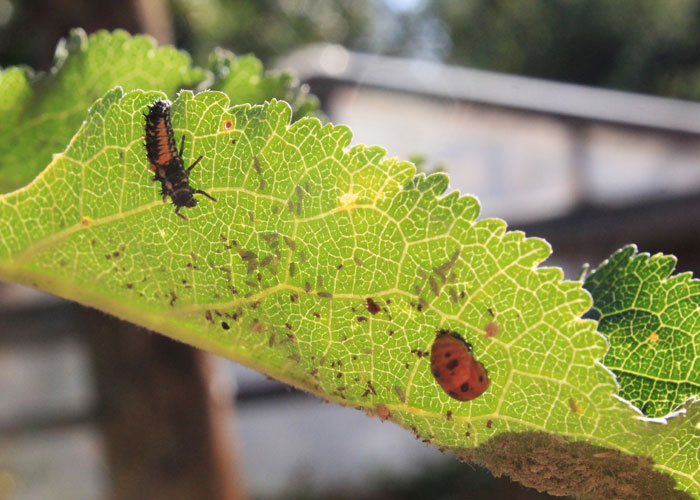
[430,329,490,401]
[375,403,390,421]
[366,297,381,315]
[144,99,216,220]
[484,321,499,338]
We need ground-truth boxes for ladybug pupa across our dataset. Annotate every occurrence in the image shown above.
[430,329,490,401]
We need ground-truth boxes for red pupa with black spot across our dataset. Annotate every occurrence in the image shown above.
[430,329,490,401]
[144,99,216,220]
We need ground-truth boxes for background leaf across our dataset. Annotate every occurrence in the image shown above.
[207,48,320,121]
[0,28,206,193]
[0,88,698,499]
[0,29,321,194]
[584,245,700,418]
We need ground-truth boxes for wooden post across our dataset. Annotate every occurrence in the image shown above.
[80,310,247,500]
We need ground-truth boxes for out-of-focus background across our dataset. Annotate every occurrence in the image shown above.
[1,1,700,499]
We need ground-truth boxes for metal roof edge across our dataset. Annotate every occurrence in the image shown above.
[276,44,700,135]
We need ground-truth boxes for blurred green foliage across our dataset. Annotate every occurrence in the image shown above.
[0,0,699,98]
[172,0,700,100]
[172,0,373,64]
[431,0,700,99]
[165,0,700,100]
[152,0,700,99]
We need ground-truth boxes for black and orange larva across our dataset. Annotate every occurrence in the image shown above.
[144,99,216,220]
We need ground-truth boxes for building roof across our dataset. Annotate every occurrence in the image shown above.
[278,44,700,135]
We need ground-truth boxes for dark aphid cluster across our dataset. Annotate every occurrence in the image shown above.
[144,99,216,220]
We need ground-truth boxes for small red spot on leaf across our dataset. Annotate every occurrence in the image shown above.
[485,322,499,338]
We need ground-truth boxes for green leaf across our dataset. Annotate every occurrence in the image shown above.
[208,48,320,120]
[584,245,700,418]
[0,28,206,194]
[0,30,319,195]
[0,89,699,499]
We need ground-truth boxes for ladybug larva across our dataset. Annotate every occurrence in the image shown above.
[144,99,216,220]
[430,329,490,401]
